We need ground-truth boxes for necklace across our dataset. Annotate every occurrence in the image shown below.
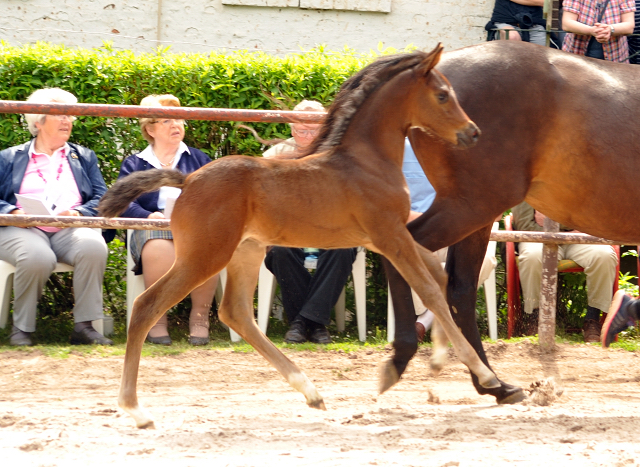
[33,153,64,184]
[159,156,175,167]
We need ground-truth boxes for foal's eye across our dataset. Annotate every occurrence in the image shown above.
[437,91,449,104]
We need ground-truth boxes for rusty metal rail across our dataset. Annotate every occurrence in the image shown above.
[0,214,631,244]
[0,100,326,123]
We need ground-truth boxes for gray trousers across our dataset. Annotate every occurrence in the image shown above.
[518,242,618,314]
[0,226,107,332]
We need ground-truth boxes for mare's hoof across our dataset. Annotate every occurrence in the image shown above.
[497,386,527,405]
[379,359,400,394]
[308,399,326,410]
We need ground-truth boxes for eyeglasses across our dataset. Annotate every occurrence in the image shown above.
[293,128,319,137]
[49,115,76,122]
[151,119,185,126]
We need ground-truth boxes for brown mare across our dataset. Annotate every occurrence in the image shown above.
[384,40,640,405]
[100,45,497,429]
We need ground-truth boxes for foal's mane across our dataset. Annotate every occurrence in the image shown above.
[301,50,429,157]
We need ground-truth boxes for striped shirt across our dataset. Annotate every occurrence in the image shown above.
[562,0,636,63]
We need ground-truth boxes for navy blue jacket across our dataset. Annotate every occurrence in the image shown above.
[117,146,212,218]
[0,140,107,217]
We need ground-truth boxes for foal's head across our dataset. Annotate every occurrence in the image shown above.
[410,45,480,148]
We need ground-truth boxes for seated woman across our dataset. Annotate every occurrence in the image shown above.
[117,94,217,346]
[0,88,110,346]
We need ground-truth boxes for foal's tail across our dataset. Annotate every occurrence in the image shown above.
[99,169,187,217]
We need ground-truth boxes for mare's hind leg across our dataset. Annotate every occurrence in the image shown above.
[119,253,231,429]
[218,239,325,409]
[373,229,499,392]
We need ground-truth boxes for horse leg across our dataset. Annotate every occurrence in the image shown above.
[375,230,499,390]
[119,256,224,428]
[445,229,526,403]
[218,239,325,409]
[412,244,450,374]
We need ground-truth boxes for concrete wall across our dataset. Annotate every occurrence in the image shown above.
[0,0,493,55]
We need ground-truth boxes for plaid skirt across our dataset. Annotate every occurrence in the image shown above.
[130,229,173,275]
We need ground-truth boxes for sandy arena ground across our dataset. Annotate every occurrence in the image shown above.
[1,340,640,467]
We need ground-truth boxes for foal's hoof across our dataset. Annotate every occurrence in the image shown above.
[137,420,156,429]
[379,359,400,394]
[308,399,326,411]
[479,373,501,390]
[429,351,448,377]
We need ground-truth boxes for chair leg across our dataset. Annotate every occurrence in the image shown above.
[257,261,277,335]
[353,248,367,342]
[387,284,395,343]
[484,270,498,340]
[0,261,15,329]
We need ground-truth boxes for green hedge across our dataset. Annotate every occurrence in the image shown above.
[0,41,405,338]
[0,41,375,184]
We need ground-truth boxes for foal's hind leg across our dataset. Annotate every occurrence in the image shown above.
[374,229,499,392]
[218,239,325,409]
[413,245,449,374]
[119,256,228,429]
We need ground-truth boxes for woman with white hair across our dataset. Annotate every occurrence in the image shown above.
[116,94,217,346]
[0,87,110,346]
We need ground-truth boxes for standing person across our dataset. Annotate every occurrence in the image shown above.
[512,201,618,342]
[402,139,497,342]
[488,0,547,45]
[263,100,356,344]
[562,0,635,61]
[0,88,111,346]
[117,94,218,346]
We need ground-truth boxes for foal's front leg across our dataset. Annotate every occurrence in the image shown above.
[375,230,500,391]
[218,240,325,409]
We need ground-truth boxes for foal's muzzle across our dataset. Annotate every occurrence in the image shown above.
[456,122,481,148]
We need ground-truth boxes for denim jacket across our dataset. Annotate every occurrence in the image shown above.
[0,140,107,217]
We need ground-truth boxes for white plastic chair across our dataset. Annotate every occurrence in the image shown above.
[387,222,499,342]
[0,260,106,335]
[125,231,232,339]
[257,247,368,341]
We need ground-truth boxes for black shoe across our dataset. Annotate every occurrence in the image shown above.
[70,326,113,345]
[602,290,637,347]
[308,324,332,344]
[146,335,172,346]
[9,327,33,346]
[284,320,308,344]
[188,336,209,346]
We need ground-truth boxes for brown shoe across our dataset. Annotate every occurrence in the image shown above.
[583,319,601,343]
[415,322,426,343]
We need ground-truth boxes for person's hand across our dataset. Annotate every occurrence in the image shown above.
[148,211,165,219]
[407,210,422,223]
[57,209,81,217]
[10,208,25,215]
[534,210,546,227]
[594,22,612,43]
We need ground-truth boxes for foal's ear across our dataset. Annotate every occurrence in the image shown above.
[418,43,444,76]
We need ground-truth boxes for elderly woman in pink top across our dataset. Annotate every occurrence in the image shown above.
[0,88,110,346]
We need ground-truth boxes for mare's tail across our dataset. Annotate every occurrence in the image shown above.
[99,169,187,217]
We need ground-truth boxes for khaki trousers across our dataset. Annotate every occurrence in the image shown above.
[517,242,617,315]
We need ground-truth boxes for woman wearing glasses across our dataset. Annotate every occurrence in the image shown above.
[562,0,635,61]
[0,88,111,346]
[116,94,217,346]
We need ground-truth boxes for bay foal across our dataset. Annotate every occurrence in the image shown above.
[101,45,498,429]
